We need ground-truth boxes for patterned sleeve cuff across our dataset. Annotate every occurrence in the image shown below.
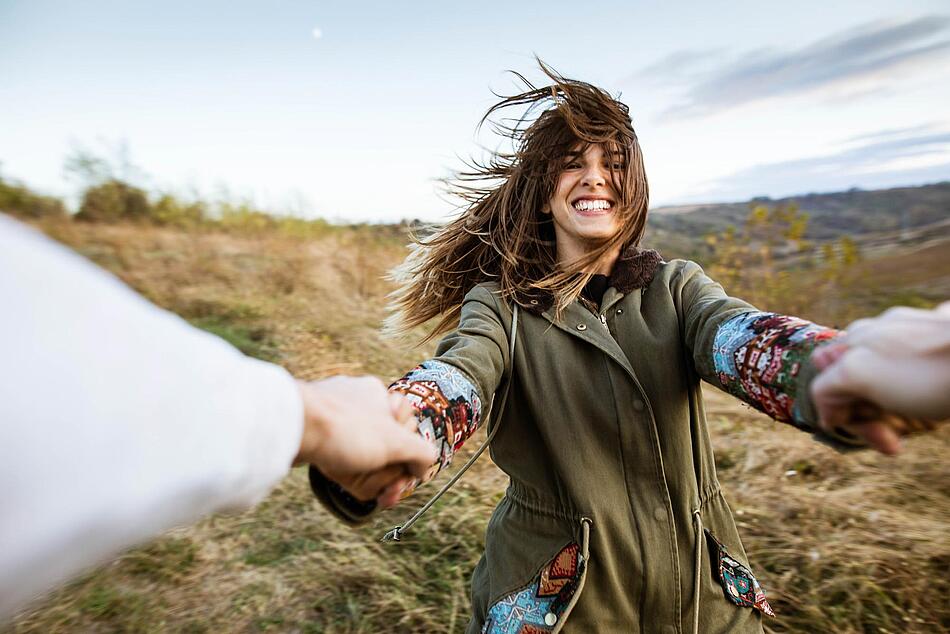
[390,359,483,484]
[712,311,864,448]
[309,360,485,523]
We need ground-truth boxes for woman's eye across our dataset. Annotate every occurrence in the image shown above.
[612,163,625,170]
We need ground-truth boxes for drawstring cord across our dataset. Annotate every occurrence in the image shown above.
[382,304,519,543]
[380,402,505,542]
[692,508,703,634]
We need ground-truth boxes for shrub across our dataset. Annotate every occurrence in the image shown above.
[76,179,151,222]
[150,193,207,226]
[0,176,67,218]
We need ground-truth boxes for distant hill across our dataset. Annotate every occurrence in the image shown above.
[647,181,950,242]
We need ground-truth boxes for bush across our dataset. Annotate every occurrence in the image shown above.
[76,179,151,222]
[150,193,207,226]
[0,177,66,218]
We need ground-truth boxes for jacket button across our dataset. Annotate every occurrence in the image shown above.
[529,299,539,305]
[633,400,645,411]
[654,506,666,521]
[544,612,557,626]
[576,323,587,331]
[616,308,623,314]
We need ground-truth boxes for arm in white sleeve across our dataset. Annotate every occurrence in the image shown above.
[0,214,304,618]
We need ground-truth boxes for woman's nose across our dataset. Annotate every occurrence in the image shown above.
[581,163,608,187]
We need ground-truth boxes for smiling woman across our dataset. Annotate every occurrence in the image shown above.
[307,61,925,634]
[383,61,650,336]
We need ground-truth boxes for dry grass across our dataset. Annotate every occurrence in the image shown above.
[6,218,949,633]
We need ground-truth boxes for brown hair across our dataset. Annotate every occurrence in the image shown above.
[386,60,649,340]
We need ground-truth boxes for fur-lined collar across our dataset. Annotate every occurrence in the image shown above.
[516,247,663,315]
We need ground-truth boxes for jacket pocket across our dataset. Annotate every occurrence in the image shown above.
[704,528,774,617]
[480,516,591,634]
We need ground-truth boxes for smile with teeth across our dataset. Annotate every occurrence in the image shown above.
[573,199,612,213]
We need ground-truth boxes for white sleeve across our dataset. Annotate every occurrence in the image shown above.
[0,214,304,618]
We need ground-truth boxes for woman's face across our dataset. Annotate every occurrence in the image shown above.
[543,143,624,262]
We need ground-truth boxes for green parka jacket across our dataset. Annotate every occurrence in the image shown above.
[311,251,853,634]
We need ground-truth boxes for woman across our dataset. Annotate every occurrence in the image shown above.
[310,63,900,633]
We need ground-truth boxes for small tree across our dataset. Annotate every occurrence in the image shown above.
[703,202,862,321]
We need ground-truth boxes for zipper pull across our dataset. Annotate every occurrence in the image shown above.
[599,313,609,332]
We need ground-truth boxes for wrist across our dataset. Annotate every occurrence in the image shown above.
[294,380,329,466]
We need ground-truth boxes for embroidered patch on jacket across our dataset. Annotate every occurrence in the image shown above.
[482,543,585,634]
[712,311,840,426]
[390,360,482,479]
[704,529,774,616]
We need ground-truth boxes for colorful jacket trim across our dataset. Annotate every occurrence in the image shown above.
[390,359,483,483]
[712,311,841,430]
[482,543,585,634]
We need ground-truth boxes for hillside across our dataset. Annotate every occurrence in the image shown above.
[648,181,950,244]
[5,216,949,634]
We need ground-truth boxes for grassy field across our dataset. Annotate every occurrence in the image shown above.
[6,217,949,633]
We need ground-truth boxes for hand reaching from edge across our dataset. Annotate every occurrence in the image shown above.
[294,376,436,506]
[810,302,950,454]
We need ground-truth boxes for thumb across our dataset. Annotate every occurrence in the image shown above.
[383,426,438,478]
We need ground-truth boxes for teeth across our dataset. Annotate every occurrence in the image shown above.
[573,199,611,211]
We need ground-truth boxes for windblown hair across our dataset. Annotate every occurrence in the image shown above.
[386,61,649,341]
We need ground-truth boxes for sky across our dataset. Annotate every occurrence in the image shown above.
[2,0,949,222]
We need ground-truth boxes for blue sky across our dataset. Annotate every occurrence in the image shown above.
[2,1,949,222]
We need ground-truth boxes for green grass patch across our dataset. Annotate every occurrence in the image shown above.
[75,581,164,630]
[120,536,201,583]
[243,536,321,567]
[190,316,279,361]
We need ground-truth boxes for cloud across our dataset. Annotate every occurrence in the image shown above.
[628,48,724,85]
[639,16,950,120]
[843,122,941,144]
[694,129,950,202]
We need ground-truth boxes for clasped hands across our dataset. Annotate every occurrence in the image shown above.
[295,376,433,509]
[810,302,950,455]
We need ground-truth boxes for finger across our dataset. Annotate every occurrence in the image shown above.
[812,348,879,404]
[812,359,860,430]
[849,421,902,456]
[344,464,406,502]
[383,427,438,478]
[377,475,413,509]
[811,342,849,371]
[388,392,415,423]
[846,307,946,348]
[401,413,419,433]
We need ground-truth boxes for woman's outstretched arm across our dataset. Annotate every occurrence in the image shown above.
[676,260,905,453]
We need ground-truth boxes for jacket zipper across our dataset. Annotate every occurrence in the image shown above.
[599,312,609,333]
